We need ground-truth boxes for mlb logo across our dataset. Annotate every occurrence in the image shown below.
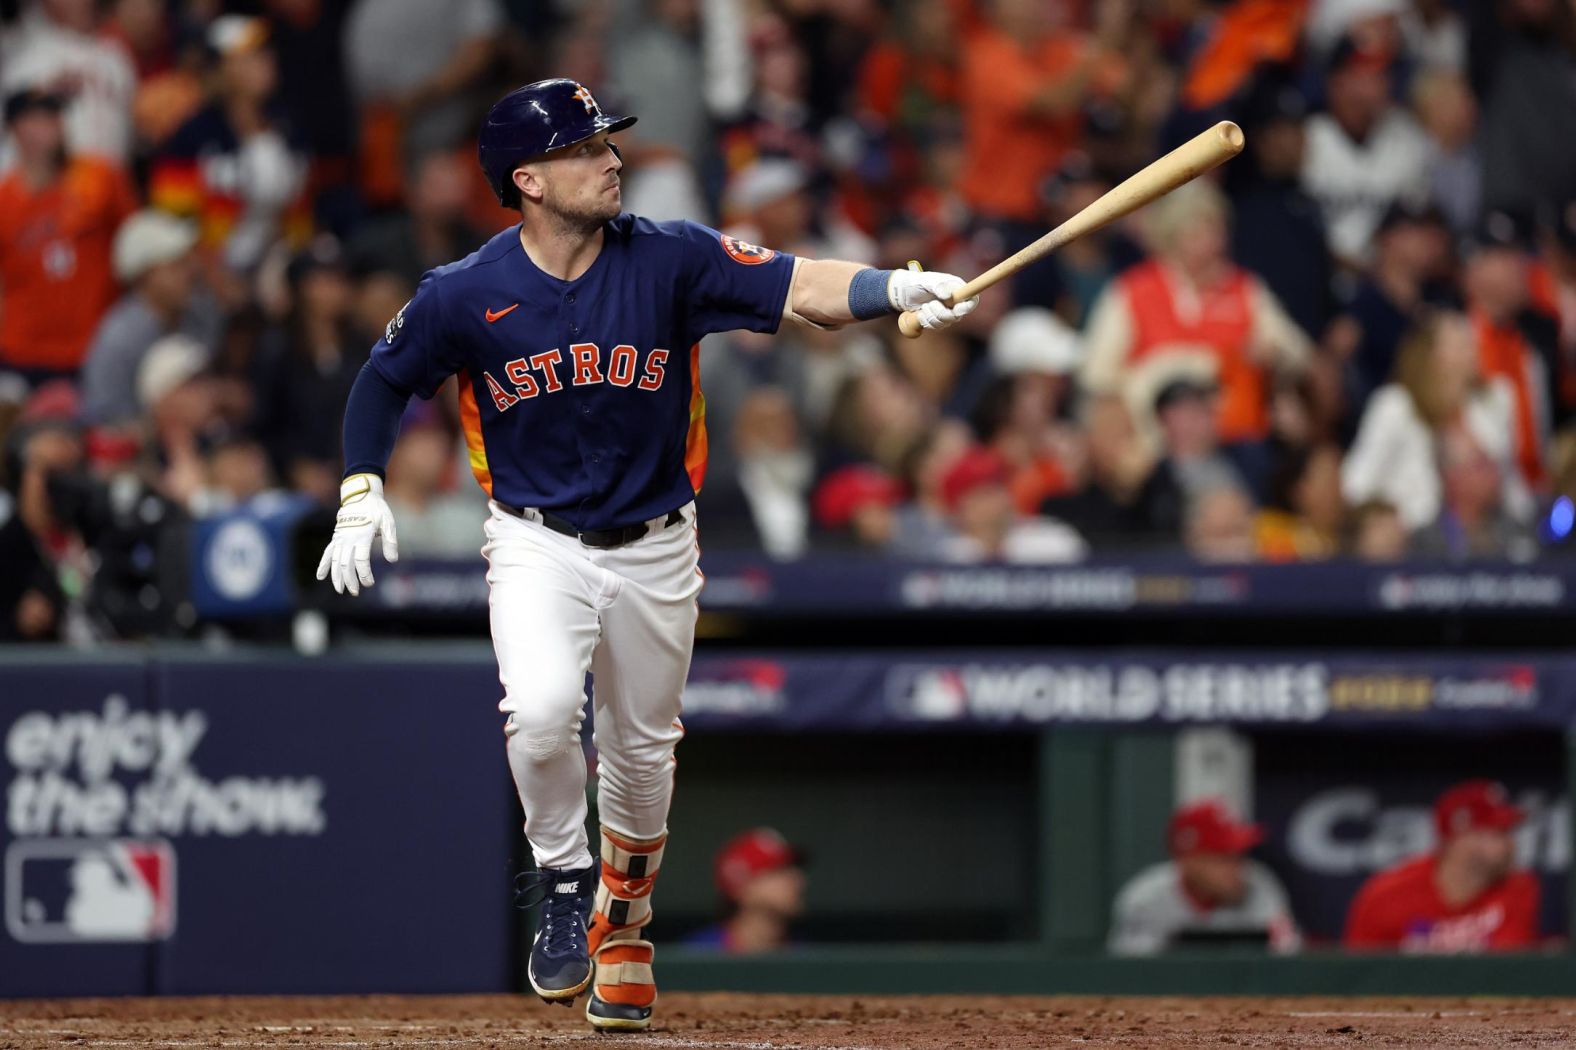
[5,839,176,943]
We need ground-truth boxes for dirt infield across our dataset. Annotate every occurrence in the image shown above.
[3,994,1574,1049]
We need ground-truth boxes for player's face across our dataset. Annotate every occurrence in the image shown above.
[1454,828,1516,882]
[1182,852,1247,906]
[535,132,624,230]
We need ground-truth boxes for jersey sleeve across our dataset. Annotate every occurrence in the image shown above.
[366,270,464,399]
[675,220,796,343]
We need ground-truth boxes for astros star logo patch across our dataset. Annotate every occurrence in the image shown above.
[720,234,775,265]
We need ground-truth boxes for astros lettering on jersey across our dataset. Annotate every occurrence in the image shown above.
[369,216,792,531]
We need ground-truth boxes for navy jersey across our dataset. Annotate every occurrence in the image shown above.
[368,216,795,530]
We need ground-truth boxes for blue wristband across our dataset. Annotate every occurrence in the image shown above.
[848,268,896,321]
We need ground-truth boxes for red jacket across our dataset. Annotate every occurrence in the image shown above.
[1344,854,1540,952]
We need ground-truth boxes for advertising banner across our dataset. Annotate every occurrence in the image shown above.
[1,656,516,996]
[347,555,1576,621]
[680,652,1576,732]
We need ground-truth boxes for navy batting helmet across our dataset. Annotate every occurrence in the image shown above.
[478,79,636,207]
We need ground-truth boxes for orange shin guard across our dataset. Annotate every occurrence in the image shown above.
[589,827,664,1008]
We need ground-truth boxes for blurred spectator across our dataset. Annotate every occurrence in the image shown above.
[0,88,136,381]
[1404,0,1468,73]
[264,0,358,233]
[855,0,960,133]
[684,827,806,954]
[1179,0,1307,115]
[1541,198,1576,368]
[1255,443,1344,561]
[252,236,364,504]
[0,417,79,641]
[1348,497,1408,560]
[1324,200,1453,428]
[975,306,1084,513]
[812,463,903,552]
[382,400,486,556]
[1108,799,1300,956]
[0,0,137,164]
[1081,180,1312,452]
[1463,210,1562,489]
[344,0,503,167]
[1041,154,1132,328]
[348,150,486,287]
[1305,0,1407,60]
[1412,69,1481,236]
[610,0,750,223]
[1411,424,1537,560]
[127,9,205,152]
[1040,396,1152,551]
[960,0,1124,302]
[935,446,1086,563]
[1345,780,1540,952]
[822,362,928,474]
[1130,365,1251,542]
[890,418,970,559]
[1300,36,1429,267]
[700,387,813,557]
[1342,310,1528,530]
[81,210,221,427]
[1185,483,1259,562]
[149,16,311,276]
[716,14,819,177]
[1469,0,1576,220]
[1230,76,1332,342]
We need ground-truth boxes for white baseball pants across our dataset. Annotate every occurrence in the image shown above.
[481,501,700,871]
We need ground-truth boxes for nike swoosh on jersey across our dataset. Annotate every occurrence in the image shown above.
[486,303,520,323]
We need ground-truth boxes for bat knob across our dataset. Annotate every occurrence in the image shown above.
[897,310,925,339]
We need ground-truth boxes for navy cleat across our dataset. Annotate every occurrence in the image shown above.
[517,864,597,1004]
[586,990,654,1031]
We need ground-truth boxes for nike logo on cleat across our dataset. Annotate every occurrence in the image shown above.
[486,303,520,323]
[556,882,578,894]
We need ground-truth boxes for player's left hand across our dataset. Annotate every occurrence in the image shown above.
[887,269,979,331]
[316,473,399,596]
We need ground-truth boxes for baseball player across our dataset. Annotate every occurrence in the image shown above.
[1108,799,1301,955]
[316,79,977,1031]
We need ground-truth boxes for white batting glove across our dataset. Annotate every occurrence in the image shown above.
[315,473,399,596]
[888,269,979,331]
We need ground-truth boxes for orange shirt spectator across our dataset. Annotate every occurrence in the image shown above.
[1462,213,1555,488]
[960,0,1109,222]
[1080,180,1310,448]
[857,0,961,127]
[1345,781,1541,953]
[0,89,135,376]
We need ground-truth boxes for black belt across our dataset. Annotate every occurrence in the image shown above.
[499,504,685,549]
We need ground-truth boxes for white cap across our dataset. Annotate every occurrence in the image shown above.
[136,334,208,410]
[723,159,808,215]
[208,14,269,56]
[989,307,1083,375]
[114,210,198,283]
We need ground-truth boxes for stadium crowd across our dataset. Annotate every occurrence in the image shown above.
[3,0,1576,641]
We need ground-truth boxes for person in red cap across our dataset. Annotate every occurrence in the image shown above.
[1344,780,1540,952]
[1109,799,1300,955]
[937,445,1086,563]
[683,828,806,954]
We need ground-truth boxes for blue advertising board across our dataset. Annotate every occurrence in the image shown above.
[1,654,516,996]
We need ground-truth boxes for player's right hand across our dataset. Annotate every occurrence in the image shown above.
[316,473,399,596]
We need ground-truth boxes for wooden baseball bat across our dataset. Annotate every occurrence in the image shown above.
[897,120,1246,338]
